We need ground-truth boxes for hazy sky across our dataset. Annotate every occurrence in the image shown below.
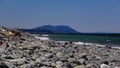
[0,0,120,33]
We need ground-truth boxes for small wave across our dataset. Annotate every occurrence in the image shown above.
[73,41,84,45]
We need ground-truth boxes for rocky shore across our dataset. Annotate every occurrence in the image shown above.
[0,27,120,68]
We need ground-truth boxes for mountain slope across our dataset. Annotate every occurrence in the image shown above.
[21,25,79,34]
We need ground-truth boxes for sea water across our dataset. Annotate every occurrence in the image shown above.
[49,34,120,46]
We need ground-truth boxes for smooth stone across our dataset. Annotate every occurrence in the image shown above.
[32,55,39,60]
[56,66,63,68]
[67,58,76,63]
[79,53,87,58]
[51,62,56,66]
[56,61,63,67]
[44,53,53,58]
[86,63,98,68]
[35,58,42,63]
[56,52,63,58]
[78,53,88,60]
[41,45,48,50]
[41,61,51,66]
[3,55,14,59]
[95,55,102,60]
[20,64,32,68]
[79,58,85,64]
[114,66,120,68]
[35,57,46,63]
[30,62,38,67]
[6,62,16,68]
[74,65,86,68]
[100,64,111,68]
[23,50,32,57]
[40,66,48,68]
[9,58,26,65]
[69,53,74,58]
[19,46,28,50]
[72,60,81,65]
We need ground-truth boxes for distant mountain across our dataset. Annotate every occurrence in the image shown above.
[21,25,79,34]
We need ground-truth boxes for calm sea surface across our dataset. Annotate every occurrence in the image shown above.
[49,34,120,46]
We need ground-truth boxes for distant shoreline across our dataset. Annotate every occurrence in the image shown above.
[27,32,120,36]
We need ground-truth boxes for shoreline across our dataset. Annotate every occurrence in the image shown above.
[48,34,120,46]
[34,34,120,50]
[0,28,120,68]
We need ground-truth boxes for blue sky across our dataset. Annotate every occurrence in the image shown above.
[0,0,120,33]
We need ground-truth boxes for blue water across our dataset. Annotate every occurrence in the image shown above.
[49,34,120,46]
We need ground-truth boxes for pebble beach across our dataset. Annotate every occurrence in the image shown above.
[0,27,120,68]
